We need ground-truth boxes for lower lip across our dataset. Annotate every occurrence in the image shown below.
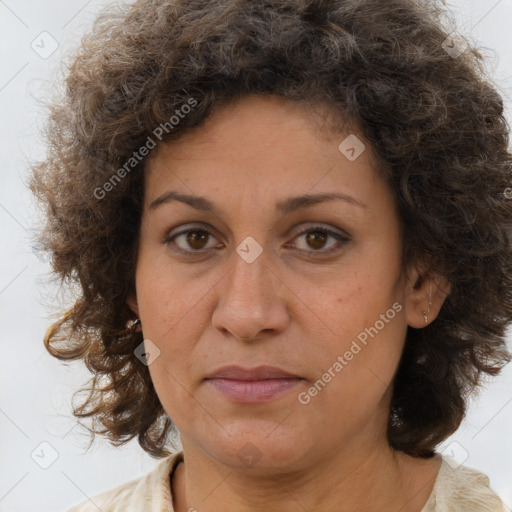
[206,378,303,403]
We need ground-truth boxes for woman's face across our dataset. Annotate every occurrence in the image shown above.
[130,94,432,471]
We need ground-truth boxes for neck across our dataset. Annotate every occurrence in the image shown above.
[171,438,441,512]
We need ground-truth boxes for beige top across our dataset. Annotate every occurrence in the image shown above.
[66,451,507,511]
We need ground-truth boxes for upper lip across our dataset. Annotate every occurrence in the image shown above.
[206,365,301,380]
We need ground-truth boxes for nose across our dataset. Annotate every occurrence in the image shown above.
[211,247,290,342]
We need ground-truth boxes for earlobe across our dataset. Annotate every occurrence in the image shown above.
[404,262,451,328]
[421,298,432,325]
[126,294,139,317]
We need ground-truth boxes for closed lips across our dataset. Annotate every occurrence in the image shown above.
[205,365,304,403]
[205,365,302,380]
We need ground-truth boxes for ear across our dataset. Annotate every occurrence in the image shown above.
[404,258,451,328]
[126,293,140,318]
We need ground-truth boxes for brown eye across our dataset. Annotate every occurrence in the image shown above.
[184,230,210,250]
[305,231,328,250]
[164,228,220,253]
[294,227,350,253]
[163,224,350,256]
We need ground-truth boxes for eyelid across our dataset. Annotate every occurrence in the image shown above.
[163,223,221,254]
[163,222,351,255]
[290,225,350,254]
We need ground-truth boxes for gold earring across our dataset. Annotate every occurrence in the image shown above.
[125,318,142,332]
[422,300,432,324]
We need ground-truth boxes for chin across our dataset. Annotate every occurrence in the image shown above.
[203,423,308,472]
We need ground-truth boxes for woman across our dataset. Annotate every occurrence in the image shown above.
[30,0,512,510]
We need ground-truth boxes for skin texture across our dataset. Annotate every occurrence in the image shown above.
[128,94,449,512]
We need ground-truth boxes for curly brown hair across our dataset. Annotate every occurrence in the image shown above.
[30,0,512,459]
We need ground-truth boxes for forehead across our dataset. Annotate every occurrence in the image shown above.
[143,94,389,214]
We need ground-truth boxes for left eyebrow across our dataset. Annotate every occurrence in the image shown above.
[276,192,368,214]
[148,191,368,214]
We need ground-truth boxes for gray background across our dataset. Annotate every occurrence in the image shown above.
[1,1,511,510]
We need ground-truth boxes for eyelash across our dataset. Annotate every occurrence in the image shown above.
[162,225,350,256]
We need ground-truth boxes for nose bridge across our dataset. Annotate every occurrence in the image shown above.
[222,190,272,299]
[211,239,287,340]
[225,240,271,310]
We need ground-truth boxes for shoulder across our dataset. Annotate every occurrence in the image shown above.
[65,451,183,512]
[422,455,507,511]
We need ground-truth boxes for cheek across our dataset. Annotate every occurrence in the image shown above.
[311,301,406,411]
[135,253,201,338]
[146,360,200,435]
[307,268,406,409]
[320,269,404,351]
